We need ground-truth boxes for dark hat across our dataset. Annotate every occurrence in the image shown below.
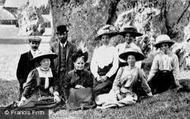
[32,50,57,63]
[28,36,42,42]
[95,25,119,40]
[119,48,145,61]
[56,25,68,34]
[154,34,175,48]
[119,25,143,37]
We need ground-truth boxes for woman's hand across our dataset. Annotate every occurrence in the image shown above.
[101,76,108,81]
[18,96,27,107]
[147,92,153,97]
[75,85,85,89]
[53,92,61,103]
[54,95,61,103]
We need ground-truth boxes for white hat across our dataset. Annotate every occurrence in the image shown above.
[154,34,175,48]
[32,50,57,63]
[95,25,118,40]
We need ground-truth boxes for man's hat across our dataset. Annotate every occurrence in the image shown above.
[95,25,119,40]
[56,25,68,34]
[32,50,57,63]
[119,25,143,37]
[119,48,145,61]
[28,36,42,42]
[154,34,175,48]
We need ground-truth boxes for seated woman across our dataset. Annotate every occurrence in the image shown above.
[64,49,95,110]
[147,34,181,94]
[96,48,152,109]
[18,50,61,108]
[90,25,119,97]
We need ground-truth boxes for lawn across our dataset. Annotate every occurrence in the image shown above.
[0,79,189,119]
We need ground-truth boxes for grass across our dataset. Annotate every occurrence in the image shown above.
[0,79,190,119]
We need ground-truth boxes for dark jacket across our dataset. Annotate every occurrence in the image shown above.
[64,69,94,99]
[51,41,77,78]
[16,51,37,86]
[22,68,59,99]
[64,70,94,89]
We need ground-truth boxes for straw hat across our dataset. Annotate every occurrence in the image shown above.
[32,50,57,63]
[28,36,42,43]
[119,25,143,37]
[154,34,175,48]
[95,25,118,40]
[119,48,145,61]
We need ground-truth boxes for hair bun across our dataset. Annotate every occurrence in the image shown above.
[72,49,88,62]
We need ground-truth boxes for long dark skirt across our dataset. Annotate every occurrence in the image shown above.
[93,63,117,97]
[66,87,95,110]
[148,70,176,94]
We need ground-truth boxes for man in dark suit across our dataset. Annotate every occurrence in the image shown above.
[16,37,41,99]
[51,25,77,100]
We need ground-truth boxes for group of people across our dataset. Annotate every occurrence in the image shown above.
[15,24,181,110]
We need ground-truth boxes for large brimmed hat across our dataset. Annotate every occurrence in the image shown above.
[119,48,145,61]
[154,34,175,48]
[32,50,57,63]
[119,25,143,37]
[28,36,42,42]
[95,25,119,40]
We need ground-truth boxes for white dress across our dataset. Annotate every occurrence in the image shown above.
[96,66,151,109]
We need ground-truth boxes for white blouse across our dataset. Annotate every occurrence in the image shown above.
[37,67,53,89]
[148,51,179,81]
[90,45,119,78]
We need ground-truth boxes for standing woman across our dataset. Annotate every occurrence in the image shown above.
[147,34,181,94]
[64,49,95,110]
[18,50,61,107]
[90,25,119,97]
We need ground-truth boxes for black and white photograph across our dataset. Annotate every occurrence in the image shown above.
[0,0,190,119]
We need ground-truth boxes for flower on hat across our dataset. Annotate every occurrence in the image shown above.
[95,24,119,40]
[32,50,57,63]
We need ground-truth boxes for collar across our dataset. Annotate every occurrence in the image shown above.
[74,69,85,75]
[40,66,50,72]
[60,41,68,47]
[30,49,39,57]
[160,50,172,55]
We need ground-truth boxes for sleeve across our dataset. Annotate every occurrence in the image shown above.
[111,67,123,93]
[138,68,152,94]
[52,69,59,92]
[90,49,99,78]
[147,55,159,81]
[64,73,73,89]
[82,71,94,88]
[172,54,180,85]
[22,69,37,98]
[16,54,25,84]
[106,48,119,78]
